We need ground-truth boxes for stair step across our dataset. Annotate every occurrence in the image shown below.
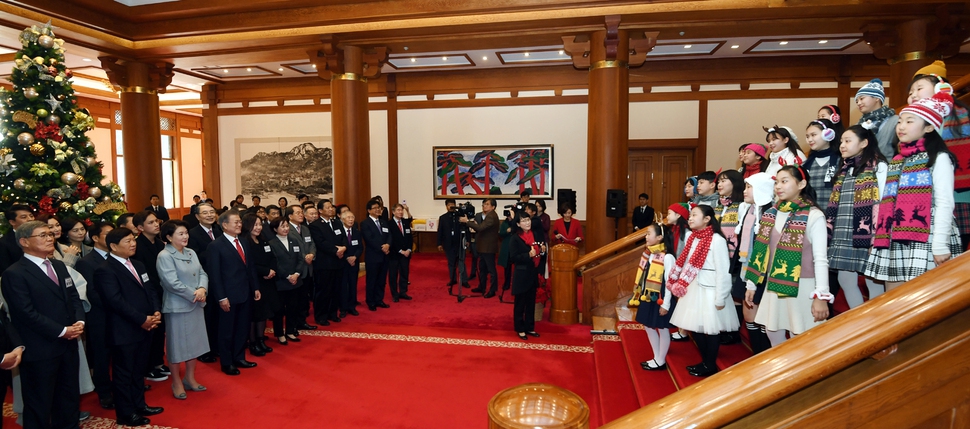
[592,336,640,425]
[664,334,706,389]
[616,324,679,406]
[717,340,753,369]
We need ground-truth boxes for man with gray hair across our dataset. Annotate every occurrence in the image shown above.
[1,220,84,428]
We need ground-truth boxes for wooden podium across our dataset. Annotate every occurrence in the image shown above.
[549,244,579,324]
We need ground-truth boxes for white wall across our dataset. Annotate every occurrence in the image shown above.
[630,101,699,139]
[707,98,836,172]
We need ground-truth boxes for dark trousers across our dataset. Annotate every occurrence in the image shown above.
[444,248,468,284]
[85,305,112,401]
[340,263,359,311]
[512,287,537,333]
[365,259,388,306]
[20,350,81,429]
[388,255,410,297]
[501,264,512,290]
[110,336,150,419]
[693,332,721,368]
[273,289,300,337]
[469,243,479,278]
[147,318,166,371]
[203,294,221,356]
[313,268,341,321]
[218,299,252,366]
[477,252,498,293]
[297,276,312,321]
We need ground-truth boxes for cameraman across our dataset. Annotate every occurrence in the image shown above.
[436,199,466,287]
[460,198,499,298]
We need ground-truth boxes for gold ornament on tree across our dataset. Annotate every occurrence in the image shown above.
[13,178,25,190]
[17,132,34,145]
[59,201,72,211]
[12,111,38,128]
[23,87,38,100]
[35,108,48,118]
[37,34,53,48]
[60,172,78,185]
[29,143,45,156]
[88,187,101,198]
[86,156,97,167]
[47,115,59,125]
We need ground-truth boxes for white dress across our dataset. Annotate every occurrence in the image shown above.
[669,234,740,335]
[750,209,830,335]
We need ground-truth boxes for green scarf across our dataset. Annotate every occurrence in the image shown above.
[744,199,810,298]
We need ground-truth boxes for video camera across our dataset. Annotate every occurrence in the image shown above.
[503,202,525,218]
[456,201,476,218]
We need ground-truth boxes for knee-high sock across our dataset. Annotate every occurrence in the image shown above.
[866,278,885,300]
[644,327,660,362]
[766,329,788,347]
[839,270,864,309]
[655,328,670,365]
[746,322,771,354]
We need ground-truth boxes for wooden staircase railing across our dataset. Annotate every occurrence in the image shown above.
[571,228,648,326]
[601,251,970,428]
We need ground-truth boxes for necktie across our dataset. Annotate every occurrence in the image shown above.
[295,224,301,234]
[124,260,142,285]
[207,229,214,240]
[234,238,246,263]
[42,260,58,284]
[397,220,403,233]
[347,228,352,241]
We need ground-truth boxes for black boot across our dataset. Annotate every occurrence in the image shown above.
[257,338,273,353]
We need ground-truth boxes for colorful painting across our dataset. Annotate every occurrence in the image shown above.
[433,145,553,199]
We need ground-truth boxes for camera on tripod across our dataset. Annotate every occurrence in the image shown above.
[456,201,476,218]
[503,202,525,218]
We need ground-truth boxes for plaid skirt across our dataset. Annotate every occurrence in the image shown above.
[864,220,962,282]
[956,202,970,238]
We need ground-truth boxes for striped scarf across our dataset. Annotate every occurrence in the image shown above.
[718,197,740,254]
[744,199,810,298]
[825,155,879,247]
[667,226,714,298]
[632,243,667,306]
[873,139,933,248]
[942,105,970,191]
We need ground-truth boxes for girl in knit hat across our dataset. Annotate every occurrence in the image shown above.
[745,165,832,345]
[739,143,769,179]
[668,205,737,377]
[803,119,842,211]
[908,62,970,249]
[683,177,698,201]
[763,125,806,178]
[864,92,963,289]
[736,173,774,353]
[633,223,678,371]
[826,125,888,310]
[856,78,899,159]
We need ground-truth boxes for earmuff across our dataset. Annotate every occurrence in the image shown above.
[927,74,953,96]
[811,120,836,142]
[823,105,840,124]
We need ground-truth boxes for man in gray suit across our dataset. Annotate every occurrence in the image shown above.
[460,198,500,298]
[285,205,317,330]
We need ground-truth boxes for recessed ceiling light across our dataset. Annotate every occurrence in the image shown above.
[410,58,416,63]
[559,50,564,55]
[82,58,91,62]
[779,41,788,45]
[524,52,530,57]
[442,56,448,61]
[222,69,228,73]
[278,67,283,71]
[311,64,316,68]
[819,40,828,44]
[403,46,409,51]
[246,68,252,72]
[731,45,740,49]
[482,56,488,60]
[684,44,692,49]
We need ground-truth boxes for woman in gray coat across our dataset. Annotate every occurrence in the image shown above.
[157,220,209,400]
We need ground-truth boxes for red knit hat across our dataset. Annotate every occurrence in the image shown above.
[667,202,695,220]
[744,143,767,159]
[900,91,953,133]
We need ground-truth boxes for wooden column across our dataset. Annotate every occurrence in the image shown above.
[100,57,173,212]
[201,84,221,207]
[387,74,400,205]
[549,244,579,324]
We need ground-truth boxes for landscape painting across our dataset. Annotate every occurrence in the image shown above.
[433,145,553,199]
[236,136,333,204]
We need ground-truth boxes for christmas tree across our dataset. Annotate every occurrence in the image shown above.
[0,22,126,232]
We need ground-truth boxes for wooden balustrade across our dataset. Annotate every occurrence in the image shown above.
[568,228,647,326]
[573,228,647,271]
[601,251,970,428]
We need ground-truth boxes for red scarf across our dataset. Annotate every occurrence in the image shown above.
[742,163,763,179]
[518,230,541,267]
[667,226,714,297]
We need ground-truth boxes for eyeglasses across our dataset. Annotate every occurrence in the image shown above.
[28,233,55,240]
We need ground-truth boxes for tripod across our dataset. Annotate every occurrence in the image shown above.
[448,218,481,303]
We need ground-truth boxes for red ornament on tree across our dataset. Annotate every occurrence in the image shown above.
[34,122,62,142]
[75,180,89,199]
[37,195,56,216]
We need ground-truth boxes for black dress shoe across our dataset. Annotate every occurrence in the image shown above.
[221,365,240,376]
[470,287,485,293]
[235,360,257,368]
[392,297,399,303]
[257,339,273,353]
[399,294,412,300]
[446,280,457,286]
[355,301,362,306]
[198,353,218,363]
[526,331,540,338]
[348,309,359,316]
[117,414,150,427]
[298,322,317,330]
[339,311,347,318]
[368,305,377,311]
[483,292,495,298]
[376,301,390,308]
[286,335,301,342]
[686,362,704,373]
[689,363,718,377]
[137,406,164,416]
[248,345,265,357]
[641,360,667,371]
[329,315,341,323]
[99,396,115,410]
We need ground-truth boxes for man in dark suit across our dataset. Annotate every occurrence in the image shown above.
[144,194,170,222]
[1,220,84,429]
[95,228,163,427]
[0,301,24,429]
[186,203,222,363]
[388,203,414,302]
[207,210,261,376]
[461,198,500,298]
[309,200,346,325]
[631,192,655,231]
[0,204,34,275]
[337,209,362,318]
[131,210,169,382]
[286,205,317,330]
[436,199,466,287]
[74,220,115,410]
[361,199,393,311]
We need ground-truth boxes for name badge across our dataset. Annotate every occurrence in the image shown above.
[823,165,837,183]
[334,229,342,235]
[264,246,271,252]
[141,273,150,283]
[351,240,359,246]
[293,246,301,253]
[65,277,74,287]
[381,227,389,233]
[405,229,411,234]
[304,236,311,243]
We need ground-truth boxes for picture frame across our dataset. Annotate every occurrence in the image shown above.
[433,145,553,199]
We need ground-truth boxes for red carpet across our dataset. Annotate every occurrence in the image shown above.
[3,253,599,428]
[615,324,678,406]
[591,337,638,426]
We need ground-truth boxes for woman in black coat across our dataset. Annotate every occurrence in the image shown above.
[242,214,280,356]
[508,210,545,341]
[268,217,308,345]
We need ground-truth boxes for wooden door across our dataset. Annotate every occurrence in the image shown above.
[628,149,693,233]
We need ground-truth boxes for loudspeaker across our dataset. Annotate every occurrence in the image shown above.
[557,188,576,211]
[606,189,627,218]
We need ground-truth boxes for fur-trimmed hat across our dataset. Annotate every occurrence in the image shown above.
[900,91,954,133]
[855,78,886,103]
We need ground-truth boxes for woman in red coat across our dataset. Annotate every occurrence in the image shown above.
[550,203,584,246]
